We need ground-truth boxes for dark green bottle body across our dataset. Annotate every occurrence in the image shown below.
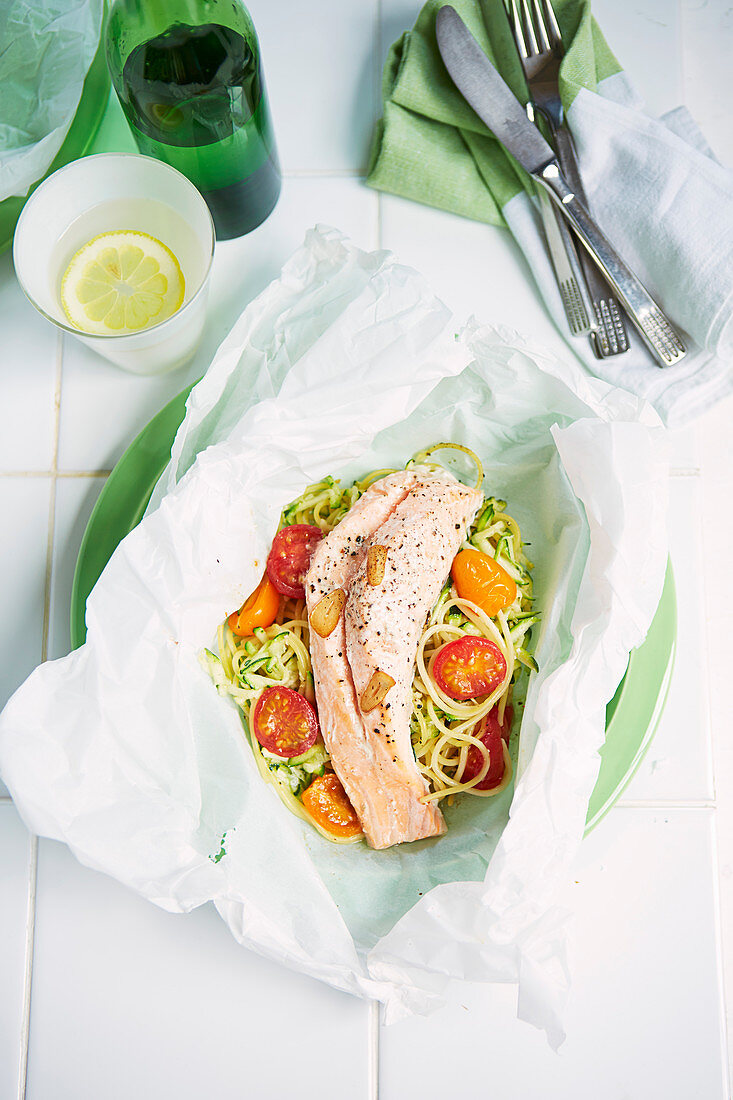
[107,4,280,240]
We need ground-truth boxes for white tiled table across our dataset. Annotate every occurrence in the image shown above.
[1,1,732,1097]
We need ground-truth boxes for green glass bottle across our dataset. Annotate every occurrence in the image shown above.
[106,0,281,240]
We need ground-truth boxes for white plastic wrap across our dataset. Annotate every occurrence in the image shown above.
[0,228,668,1042]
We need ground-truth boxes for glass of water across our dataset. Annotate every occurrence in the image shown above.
[13,153,215,375]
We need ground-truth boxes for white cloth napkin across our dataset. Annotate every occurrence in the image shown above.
[504,72,733,426]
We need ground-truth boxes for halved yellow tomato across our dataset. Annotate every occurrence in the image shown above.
[301,773,362,839]
[228,574,280,636]
[452,548,517,618]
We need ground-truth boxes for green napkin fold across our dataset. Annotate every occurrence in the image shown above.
[367,0,621,227]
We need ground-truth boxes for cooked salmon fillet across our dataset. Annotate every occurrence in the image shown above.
[305,468,482,849]
[305,471,422,845]
[344,473,482,847]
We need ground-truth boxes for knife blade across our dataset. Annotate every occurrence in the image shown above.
[435,5,686,368]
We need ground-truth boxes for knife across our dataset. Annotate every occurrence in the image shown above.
[436,5,686,368]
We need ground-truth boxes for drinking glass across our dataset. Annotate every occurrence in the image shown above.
[13,153,214,375]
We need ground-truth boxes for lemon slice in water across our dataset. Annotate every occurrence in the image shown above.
[61,230,185,336]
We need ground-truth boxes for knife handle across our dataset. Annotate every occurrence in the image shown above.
[537,162,686,367]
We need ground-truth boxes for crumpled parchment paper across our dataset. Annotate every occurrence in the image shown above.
[0,0,103,202]
[0,227,668,1043]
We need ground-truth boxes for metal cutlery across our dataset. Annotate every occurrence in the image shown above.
[503,0,629,358]
[436,5,686,367]
[534,181,594,336]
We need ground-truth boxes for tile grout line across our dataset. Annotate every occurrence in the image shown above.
[0,470,112,479]
[376,193,383,254]
[708,808,733,1098]
[38,334,62,665]
[693,365,731,1079]
[17,836,38,1100]
[676,0,686,125]
[615,799,716,810]
[17,330,64,1100]
[59,469,112,478]
[696,444,718,803]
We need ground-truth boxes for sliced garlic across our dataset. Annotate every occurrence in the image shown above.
[310,589,346,638]
[366,544,388,586]
[360,669,396,711]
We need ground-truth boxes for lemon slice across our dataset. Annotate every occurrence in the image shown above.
[61,230,185,336]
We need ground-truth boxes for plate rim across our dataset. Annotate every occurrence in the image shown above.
[69,383,193,650]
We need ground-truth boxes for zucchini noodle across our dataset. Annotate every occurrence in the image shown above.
[410,442,484,490]
[205,445,538,840]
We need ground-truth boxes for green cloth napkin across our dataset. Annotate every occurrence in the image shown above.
[367,0,620,227]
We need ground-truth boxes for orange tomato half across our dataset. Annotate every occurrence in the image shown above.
[451,548,517,618]
[301,773,363,839]
[228,574,280,636]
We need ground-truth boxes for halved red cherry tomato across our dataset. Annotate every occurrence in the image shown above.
[301,772,362,838]
[228,574,280,637]
[432,635,507,701]
[251,686,319,758]
[463,705,513,790]
[266,524,323,598]
[452,548,517,618]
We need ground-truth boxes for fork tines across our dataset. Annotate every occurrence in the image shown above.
[504,0,562,58]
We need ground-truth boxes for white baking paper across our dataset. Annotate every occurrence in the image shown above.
[0,0,103,202]
[0,227,668,1043]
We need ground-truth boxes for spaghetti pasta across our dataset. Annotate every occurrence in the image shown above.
[204,444,538,840]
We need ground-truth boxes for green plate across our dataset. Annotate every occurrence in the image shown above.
[70,389,676,833]
[70,384,193,650]
[0,33,111,256]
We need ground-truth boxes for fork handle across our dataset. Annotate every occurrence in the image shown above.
[537,161,686,367]
[536,185,594,336]
[550,125,630,358]
[551,126,589,204]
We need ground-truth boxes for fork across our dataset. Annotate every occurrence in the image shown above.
[504,0,630,358]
